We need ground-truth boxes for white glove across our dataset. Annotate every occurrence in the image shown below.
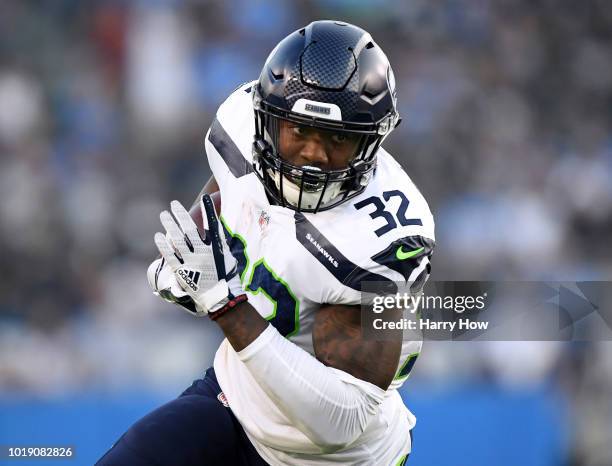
[153,195,244,316]
[147,257,200,314]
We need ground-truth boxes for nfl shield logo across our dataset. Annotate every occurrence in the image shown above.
[258,210,270,231]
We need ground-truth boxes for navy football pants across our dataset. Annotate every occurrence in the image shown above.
[96,368,268,466]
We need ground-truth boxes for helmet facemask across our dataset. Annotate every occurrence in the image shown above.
[252,92,395,213]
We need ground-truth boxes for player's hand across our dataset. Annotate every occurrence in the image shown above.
[147,257,201,315]
[154,195,244,316]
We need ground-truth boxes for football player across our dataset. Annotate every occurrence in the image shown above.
[97,20,434,466]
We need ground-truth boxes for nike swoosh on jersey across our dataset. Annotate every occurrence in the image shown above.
[396,246,424,260]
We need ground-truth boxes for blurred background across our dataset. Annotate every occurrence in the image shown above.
[0,0,611,465]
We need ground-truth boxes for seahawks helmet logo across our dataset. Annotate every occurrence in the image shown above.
[178,268,200,292]
[304,103,331,115]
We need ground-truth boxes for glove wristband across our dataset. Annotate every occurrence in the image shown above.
[209,294,248,321]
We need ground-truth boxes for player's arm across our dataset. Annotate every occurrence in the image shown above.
[153,195,402,452]
[214,302,400,452]
[313,303,401,389]
[216,302,400,389]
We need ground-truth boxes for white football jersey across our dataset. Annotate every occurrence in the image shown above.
[208,82,435,465]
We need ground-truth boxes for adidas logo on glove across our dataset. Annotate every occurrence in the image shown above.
[178,268,201,292]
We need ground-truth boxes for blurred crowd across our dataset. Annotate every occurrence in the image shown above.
[0,1,611,465]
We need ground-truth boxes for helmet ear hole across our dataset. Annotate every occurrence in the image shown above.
[270,70,284,81]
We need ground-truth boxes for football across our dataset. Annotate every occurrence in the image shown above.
[189,191,221,236]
